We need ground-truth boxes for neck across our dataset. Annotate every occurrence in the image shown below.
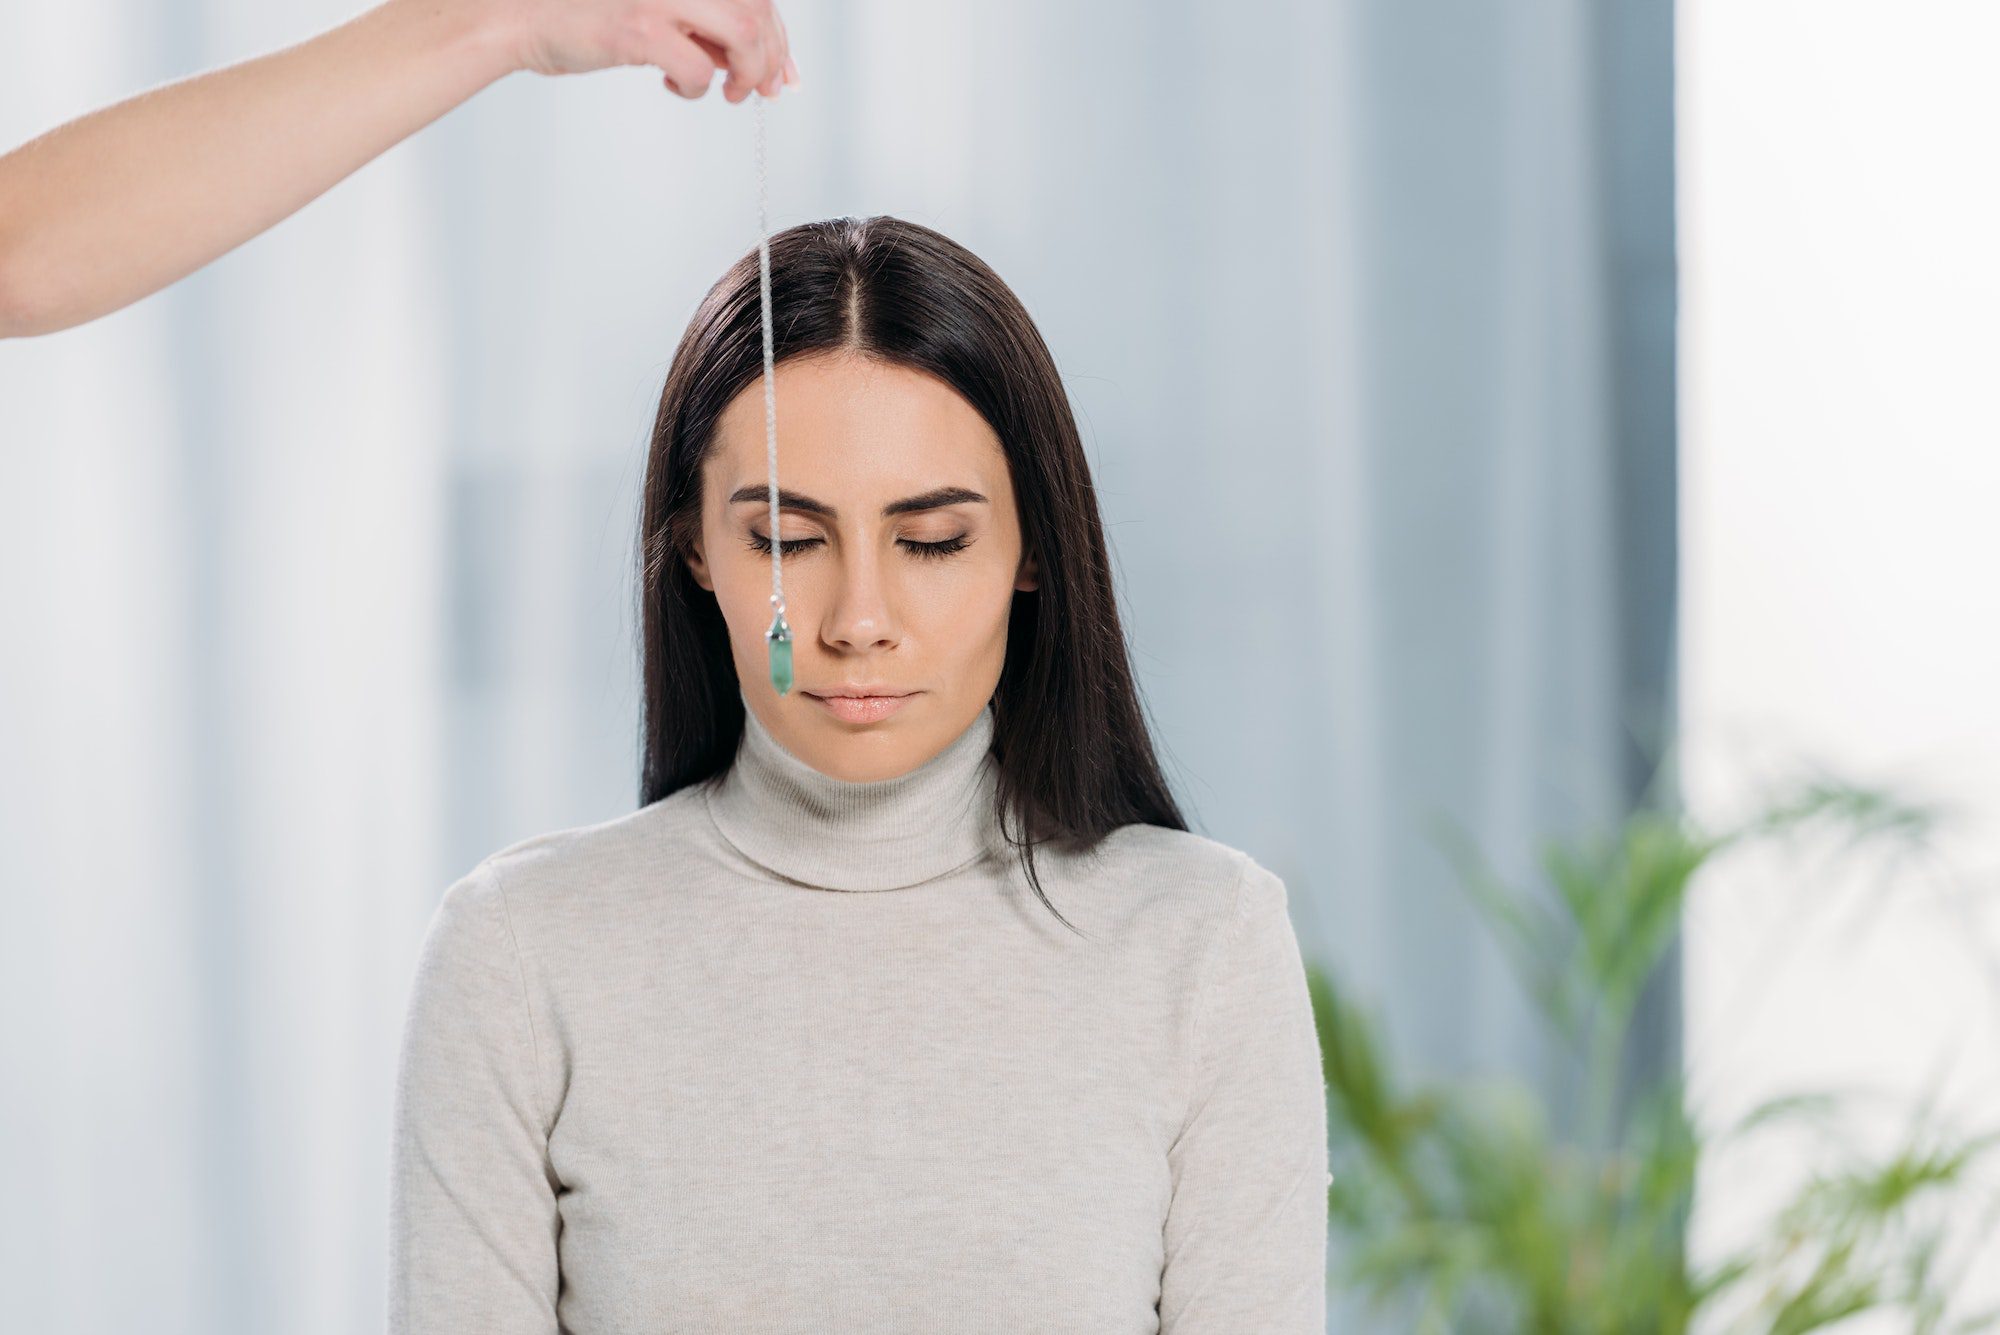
[703,687,1005,892]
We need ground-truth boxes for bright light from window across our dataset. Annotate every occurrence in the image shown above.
[1682,1,2000,1325]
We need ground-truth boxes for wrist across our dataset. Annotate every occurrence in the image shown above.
[379,0,526,87]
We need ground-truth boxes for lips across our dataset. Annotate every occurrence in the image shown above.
[801,689,917,724]
[806,688,913,699]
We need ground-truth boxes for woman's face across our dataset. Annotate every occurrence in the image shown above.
[686,351,1038,782]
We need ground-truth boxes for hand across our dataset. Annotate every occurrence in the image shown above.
[493,0,800,102]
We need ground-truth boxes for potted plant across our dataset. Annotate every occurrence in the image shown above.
[1308,775,2000,1332]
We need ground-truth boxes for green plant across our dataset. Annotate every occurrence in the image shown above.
[1308,775,2000,1333]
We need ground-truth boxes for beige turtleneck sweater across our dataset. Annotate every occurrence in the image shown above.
[387,690,1330,1332]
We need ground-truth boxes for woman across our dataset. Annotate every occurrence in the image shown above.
[0,0,797,338]
[388,215,1331,1332]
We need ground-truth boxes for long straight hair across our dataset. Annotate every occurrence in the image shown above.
[635,215,1185,933]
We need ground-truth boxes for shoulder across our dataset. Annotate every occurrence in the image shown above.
[1073,821,1248,887]
[448,783,722,933]
[1044,822,1284,954]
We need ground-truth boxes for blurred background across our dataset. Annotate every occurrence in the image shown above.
[3,0,1997,1331]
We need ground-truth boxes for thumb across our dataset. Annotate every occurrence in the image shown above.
[647,29,722,98]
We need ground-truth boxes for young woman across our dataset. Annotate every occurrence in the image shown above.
[388,215,1331,1332]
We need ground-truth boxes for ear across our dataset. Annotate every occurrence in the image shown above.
[1015,547,1039,594]
[686,533,714,592]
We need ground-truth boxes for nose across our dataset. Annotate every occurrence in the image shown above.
[817,543,902,652]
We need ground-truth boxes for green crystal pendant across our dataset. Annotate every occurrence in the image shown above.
[766,611,793,695]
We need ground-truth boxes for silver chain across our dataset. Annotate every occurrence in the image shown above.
[753,89,793,693]
[754,89,782,614]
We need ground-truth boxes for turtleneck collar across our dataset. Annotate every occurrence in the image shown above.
[702,687,1006,892]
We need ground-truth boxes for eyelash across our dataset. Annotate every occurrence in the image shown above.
[745,533,972,562]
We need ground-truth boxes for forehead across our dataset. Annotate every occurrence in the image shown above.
[712,352,1005,497]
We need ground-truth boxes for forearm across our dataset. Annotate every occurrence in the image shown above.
[0,0,520,337]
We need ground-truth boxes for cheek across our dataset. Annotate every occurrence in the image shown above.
[913,553,1018,635]
[712,557,777,645]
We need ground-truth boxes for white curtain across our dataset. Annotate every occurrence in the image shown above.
[0,2,1674,1331]
[2,2,450,1329]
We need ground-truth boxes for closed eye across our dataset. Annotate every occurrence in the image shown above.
[744,533,973,561]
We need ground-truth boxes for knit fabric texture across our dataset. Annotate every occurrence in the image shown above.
[387,688,1331,1332]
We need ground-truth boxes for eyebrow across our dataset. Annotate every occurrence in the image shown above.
[726,484,989,520]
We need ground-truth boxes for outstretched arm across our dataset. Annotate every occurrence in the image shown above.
[0,0,796,338]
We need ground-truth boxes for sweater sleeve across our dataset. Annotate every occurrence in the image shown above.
[1159,857,1331,1332]
[387,860,562,1333]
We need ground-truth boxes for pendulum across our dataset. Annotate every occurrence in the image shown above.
[752,87,792,696]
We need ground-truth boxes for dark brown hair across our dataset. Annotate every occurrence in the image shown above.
[635,215,1185,933]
